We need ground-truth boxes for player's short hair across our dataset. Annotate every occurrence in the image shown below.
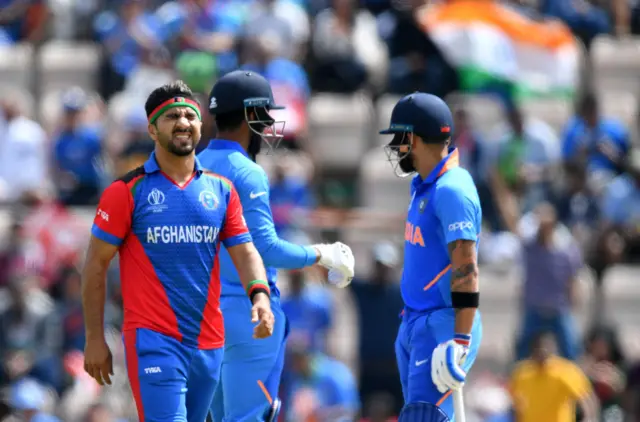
[144,80,199,119]
[214,109,246,132]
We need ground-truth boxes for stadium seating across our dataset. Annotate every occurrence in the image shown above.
[0,43,34,92]
[37,41,101,92]
[592,35,640,94]
[445,93,506,139]
[307,93,374,170]
[520,98,572,134]
[376,94,403,146]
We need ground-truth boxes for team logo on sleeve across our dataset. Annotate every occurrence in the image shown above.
[199,190,219,210]
[148,188,167,213]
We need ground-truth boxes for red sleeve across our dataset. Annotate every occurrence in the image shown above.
[220,186,250,242]
[91,181,133,246]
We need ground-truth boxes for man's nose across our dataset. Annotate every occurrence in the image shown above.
[175,116,190,128]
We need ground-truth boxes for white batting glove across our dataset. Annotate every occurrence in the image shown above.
[431,334,471,393]
[312,242,355,288]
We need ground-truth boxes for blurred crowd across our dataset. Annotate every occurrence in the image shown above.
[1,0,640,421]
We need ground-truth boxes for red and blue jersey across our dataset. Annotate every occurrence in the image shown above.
[402,148,482,312]
[91,152,251,349]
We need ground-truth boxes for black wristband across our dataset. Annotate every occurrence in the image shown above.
[451,291,479,309]
[250,287,270,304]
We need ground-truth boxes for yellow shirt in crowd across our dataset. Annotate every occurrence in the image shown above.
[509,356,592,422]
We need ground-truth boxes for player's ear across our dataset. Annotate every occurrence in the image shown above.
[147,123,158,141]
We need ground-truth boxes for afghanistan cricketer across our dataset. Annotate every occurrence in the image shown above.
[197,70,356,422]
[380,93,483,422]
[81,80,275,422]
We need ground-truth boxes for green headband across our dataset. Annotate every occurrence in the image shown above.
[148,97,202,124]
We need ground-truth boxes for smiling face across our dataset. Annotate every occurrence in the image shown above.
[148,106,202,157]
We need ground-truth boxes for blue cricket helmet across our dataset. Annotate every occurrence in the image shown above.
[380,92,453,141]
[380,92,454,177]
[208,70,286,157]
[208,70,284,116]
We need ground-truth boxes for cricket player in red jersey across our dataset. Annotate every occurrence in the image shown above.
[81,80,275,422]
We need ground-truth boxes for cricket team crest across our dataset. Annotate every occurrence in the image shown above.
[199,190,219,210]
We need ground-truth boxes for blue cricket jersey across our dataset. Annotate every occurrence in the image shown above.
[197,139,318,297]
[402,148,482,312]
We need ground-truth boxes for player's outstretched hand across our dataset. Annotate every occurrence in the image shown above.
[313,242,355,288]
[431,335,471,393]
[251,294,275,339]
[84,337,113,386]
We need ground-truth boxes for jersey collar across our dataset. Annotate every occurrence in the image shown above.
[412,147,460,189]
[143,151,204,174]
[207,139,249,158]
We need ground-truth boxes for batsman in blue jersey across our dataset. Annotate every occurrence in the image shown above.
[197,70,356,422]
[380,93,483,422]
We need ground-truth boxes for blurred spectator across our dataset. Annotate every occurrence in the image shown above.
[310,0,387,93]
[0,222,33,287]
[0,0,49,44]
[157,0,245,90]
[5,378,59,422]
[53,87,104,206]
[83,402,126,422]
[0,276,62,391]
[590,149,640,317]
[243,0,309,62]
[93,0,169,99]
[515,203,583,361]
[377,0,458,98]
[239,34,311,148]
[112,107,154,176]
[351,242,403,417]
[624,358,640,422]
[55,266,85,353]
[580,325,627,421]
[270,162,314,236]
[359,392,397,422]
[281,270,333,353]
[562,92,629,197]
[490,105,561,234]
[0,90,49,203]
[283,341,360,422]
[539,0,611,50]
[510,331,599,422]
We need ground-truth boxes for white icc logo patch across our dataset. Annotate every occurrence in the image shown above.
[148,188,167,213]
[448,221,473,231]
[209,97,217,109]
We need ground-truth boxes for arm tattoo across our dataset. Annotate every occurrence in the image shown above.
[448,240,479,292]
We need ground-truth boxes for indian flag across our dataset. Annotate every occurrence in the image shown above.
[419,0,581,99]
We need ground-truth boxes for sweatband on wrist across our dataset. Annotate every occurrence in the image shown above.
[148,97,202,124]
[451,291,479,309]
[454,333,471,347]
[247,280,270,302]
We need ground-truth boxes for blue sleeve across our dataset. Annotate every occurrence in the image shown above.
[610,121,631,155]
[238,168,317,268]
[561,119,579,160]
[434,184,480,245]
[601,180,626,224]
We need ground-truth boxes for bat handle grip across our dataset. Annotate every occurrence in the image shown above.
[453,388,466,422]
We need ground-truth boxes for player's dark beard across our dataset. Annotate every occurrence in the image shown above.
[399,152,416,174]
[247,129,263,162]
[166,129,195,157]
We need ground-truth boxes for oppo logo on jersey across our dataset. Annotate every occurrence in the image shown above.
[146,225,220,244]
